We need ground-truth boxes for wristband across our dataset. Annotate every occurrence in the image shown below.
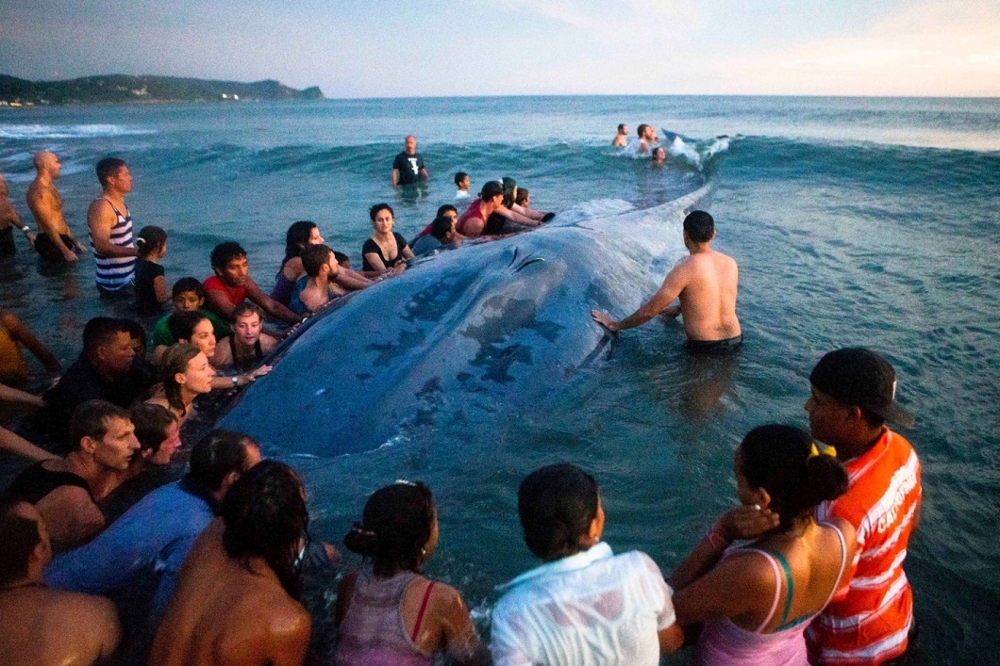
[706,526,731,551]
[20,225,30,232]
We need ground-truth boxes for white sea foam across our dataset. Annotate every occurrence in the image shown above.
[0,123,157,140]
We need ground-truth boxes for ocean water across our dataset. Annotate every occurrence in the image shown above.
[1,96,999,662]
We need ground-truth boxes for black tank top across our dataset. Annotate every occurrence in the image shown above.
[229,335,263,372]
[2,462,91,504]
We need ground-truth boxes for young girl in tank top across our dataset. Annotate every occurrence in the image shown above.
[135,226,170,315]
[669,424,857,666]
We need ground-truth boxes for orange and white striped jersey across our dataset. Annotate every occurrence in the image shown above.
[807,428,922,665]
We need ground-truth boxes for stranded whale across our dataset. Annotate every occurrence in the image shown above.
[217,138,728,457]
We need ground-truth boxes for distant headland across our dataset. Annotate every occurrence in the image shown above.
[0,74,324,106]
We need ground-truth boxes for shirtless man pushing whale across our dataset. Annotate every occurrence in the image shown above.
[591,210,742,353]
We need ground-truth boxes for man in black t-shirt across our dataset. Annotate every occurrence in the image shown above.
[391,135,429,187]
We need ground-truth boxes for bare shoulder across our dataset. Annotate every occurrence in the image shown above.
[40,482,96,508]
[428,580,470,617]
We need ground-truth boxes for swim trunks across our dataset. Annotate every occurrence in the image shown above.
[34,233,78,262]
[0,225,15,257]
[685,334,744,355]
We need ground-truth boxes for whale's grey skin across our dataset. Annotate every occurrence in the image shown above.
[217,183,714,457]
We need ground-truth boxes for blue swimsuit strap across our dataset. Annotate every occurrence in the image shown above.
[764,549,796,629]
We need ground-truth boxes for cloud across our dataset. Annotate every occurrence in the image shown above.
[715,0,1000,95]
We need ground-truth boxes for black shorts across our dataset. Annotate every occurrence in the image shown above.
[685,334,744,355]
[34,233,78,263]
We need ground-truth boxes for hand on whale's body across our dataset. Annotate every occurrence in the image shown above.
[217,139,729,457]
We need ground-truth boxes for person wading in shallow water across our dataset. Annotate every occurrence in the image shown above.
[592,210,743,354]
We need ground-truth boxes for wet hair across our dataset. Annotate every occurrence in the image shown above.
[172,277,205,301]
[119,317,147,349]
[436,204,458,218]
[454,172,468,186]
[210,242,247,270]
[343,481,435,576]
[222,461,308,599]
[0,500,42,586]
[637,123,649,138]
[480,180,504,202]
[518,463,599,561]
[159,344,202,416]
[283,221,318,265]
[96,157,126,187]
[129,402,177,456]
[301,244,334,278]
[188,429,259,492]
[69,399,130,451]
[136,225,168,259]
[430,216,454,241]
[617,123,626,133]
[739,424,849,531]
[514,187,530,206]
[333,251,350,268]
[83,316,131,357]
[369,203,394,222]
[167,310,209,343]
[232,301,264,324]
[683,210,715,243]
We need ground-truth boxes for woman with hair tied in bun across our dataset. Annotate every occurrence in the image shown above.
[334,481,489,666]
[669,424,857,665]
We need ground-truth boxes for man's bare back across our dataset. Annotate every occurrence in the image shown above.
[150,520,311,666]
[669,249,741,341]
[591,210,741,345]
[0,502,121,666]
[0,586,121,666]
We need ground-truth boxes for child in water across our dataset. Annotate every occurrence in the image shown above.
[135,225,170,314]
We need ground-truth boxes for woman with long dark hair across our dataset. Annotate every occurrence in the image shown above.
[272,221,324,306]
[670,424,857,665]
[150,461,312,666]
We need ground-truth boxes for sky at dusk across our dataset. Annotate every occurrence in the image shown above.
[1,0,999,98]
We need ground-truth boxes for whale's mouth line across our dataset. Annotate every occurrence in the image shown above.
[508,246,546,273]
[514,257,546,272]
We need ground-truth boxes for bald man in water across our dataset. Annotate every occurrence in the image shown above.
[592,210,742,353]
[26,151,87,263]
[0,500,122,666]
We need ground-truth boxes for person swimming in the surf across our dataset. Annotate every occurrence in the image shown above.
[635,124,658,154]
[612,123,629,147]
[591,210,742,353]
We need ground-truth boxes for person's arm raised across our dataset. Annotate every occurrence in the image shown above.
[591,262,690,333]
[86,199,136,258]
[0,426,56,462]
[245,277,301,324]
[3,311,60,372]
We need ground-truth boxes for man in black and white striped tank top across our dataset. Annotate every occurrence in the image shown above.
[87,157,138,295]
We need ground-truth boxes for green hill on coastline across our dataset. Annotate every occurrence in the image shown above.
[0,74,324,106]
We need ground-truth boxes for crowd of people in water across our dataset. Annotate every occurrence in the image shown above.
[0,130,923,665]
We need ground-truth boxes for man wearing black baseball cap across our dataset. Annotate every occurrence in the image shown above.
[804,348,922,665]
